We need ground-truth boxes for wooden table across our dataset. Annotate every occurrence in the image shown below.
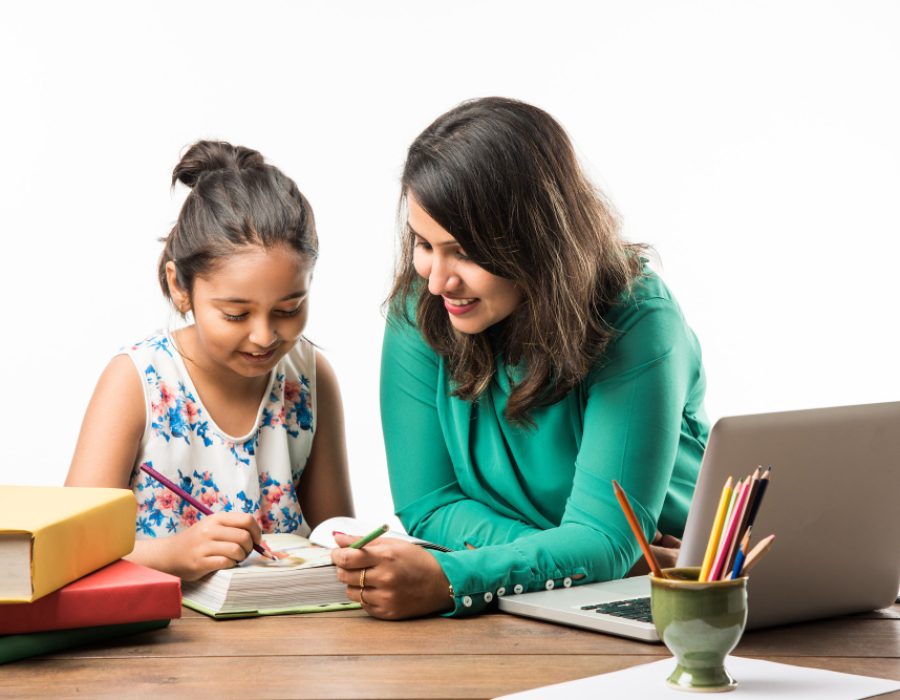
[3,604,899,699]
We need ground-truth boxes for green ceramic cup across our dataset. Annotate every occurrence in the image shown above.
[650,567,748,693]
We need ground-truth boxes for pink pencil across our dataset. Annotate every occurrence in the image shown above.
[139,463,275,560]
[709,477,752,580]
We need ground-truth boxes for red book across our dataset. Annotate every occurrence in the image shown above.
[0,559,182,634]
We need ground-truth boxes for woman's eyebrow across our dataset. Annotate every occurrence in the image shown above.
[409,224,458,248]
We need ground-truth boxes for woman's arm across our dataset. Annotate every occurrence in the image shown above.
[358,297,701,617]
[432,297,701,614]
[66,355,264,580]
[297,351,355,528]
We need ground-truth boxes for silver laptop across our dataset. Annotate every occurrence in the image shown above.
[498,401,900,642]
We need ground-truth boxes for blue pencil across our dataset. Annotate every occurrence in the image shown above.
[731,529,751,578]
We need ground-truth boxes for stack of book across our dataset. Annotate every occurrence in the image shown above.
[0,485,182,664]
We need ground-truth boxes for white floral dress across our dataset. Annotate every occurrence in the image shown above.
[123,332,315,539]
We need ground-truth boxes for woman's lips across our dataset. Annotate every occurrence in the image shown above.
[443,297,479,315]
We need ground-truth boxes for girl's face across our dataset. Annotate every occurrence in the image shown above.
[173,244,313,381]
[409,193,522,335]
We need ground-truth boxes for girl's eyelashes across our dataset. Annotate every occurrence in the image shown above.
[456,250,470,261]
[275,305,303,318]
[222,305,304,322]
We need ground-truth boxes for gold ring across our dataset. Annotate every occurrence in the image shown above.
[359,567,368,589]
[359,587,368,606]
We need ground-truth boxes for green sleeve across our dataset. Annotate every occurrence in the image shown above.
[381,298,698,616]
[380,315,542,551]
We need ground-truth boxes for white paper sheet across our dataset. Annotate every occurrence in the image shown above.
[495,656,900,699]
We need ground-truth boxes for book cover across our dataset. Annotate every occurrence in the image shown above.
[0,485,137,603]
[181,533,360,618]
[0,619,170,665]
[0,559,182,635]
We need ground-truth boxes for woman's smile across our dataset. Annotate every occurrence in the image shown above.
[443,296,479,315]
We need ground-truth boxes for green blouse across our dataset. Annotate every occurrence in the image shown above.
[380,271,708,616]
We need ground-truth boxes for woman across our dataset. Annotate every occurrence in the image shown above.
[332,97,708,618]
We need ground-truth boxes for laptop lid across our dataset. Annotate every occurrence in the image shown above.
[679,401,900,627]
[499,401,900,638]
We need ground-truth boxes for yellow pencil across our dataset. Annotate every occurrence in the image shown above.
[699,476,734,582]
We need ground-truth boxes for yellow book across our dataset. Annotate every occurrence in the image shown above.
[0,486,136,603]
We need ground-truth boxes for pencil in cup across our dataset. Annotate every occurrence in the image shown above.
[723,468,761,576]
[698,476,733,582]
[138,463,275,560]
[709,477,752,581]
[738,534,776,576]
[611,480,665,578]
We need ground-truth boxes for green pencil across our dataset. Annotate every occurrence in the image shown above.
[349,524,389,549]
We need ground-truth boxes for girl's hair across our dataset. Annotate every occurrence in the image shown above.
[388,97,646,425]
[158,140,317,302]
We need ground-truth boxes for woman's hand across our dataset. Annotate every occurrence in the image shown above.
[626,532,682,577]
[128,512,262,581]
[331,533,454,620]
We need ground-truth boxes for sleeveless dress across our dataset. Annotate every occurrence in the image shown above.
[123,331,316,539]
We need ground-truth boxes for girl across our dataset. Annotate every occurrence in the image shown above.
[67,141,353,580]
[332,98,707,619]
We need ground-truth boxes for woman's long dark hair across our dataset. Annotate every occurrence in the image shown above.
[388,97,646,425]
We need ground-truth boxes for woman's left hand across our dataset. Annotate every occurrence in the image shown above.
[331,533,454,620]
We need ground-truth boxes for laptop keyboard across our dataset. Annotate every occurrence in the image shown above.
[580,596,653,623]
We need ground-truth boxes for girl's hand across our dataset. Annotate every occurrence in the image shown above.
[331,533,454,620]
[132,512,263,581]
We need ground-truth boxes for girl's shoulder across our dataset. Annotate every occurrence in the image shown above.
[118,330,178,362]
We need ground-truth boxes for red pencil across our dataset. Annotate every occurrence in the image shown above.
[139,463,275,560]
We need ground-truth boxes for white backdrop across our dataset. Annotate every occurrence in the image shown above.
[1,2,897,522]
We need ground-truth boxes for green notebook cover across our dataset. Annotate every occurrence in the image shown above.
[182,598,361,619]
[0,619,170,664]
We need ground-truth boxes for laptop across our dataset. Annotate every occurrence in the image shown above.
[498,401,900,642]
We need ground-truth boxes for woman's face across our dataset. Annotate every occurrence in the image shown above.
[409,192,522,335]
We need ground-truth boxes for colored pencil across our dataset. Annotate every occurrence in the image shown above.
[744,466,771,529]
[349,524,390,549]
[730,528,752,579]
[709,477,752,580]
[699,476,734,582]
[739,534,776,576]
[612,480,665,578]
[712,478,742,567]
[139,463,275,560]
[724,468,760,576]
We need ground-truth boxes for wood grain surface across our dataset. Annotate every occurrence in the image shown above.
[2,604,898,699]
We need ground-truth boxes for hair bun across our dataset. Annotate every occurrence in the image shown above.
[172,140,265,187]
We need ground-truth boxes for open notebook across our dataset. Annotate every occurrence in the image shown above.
[180,533,357,618]
[181,516,450,618]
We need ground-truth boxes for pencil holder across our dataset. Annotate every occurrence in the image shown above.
[649,567,748,693]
